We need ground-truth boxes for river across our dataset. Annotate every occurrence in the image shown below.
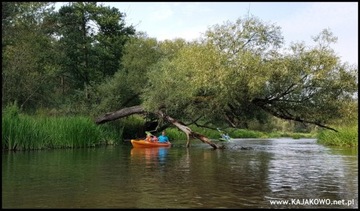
[2,138,358,208]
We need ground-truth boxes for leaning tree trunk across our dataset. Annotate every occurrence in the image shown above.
[95,105,145,124]
[95,106,220,149]
[157,110,220,149]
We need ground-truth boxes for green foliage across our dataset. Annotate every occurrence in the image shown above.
[262,35,358,124]
[317,124,358,147]
[2,2,137,113]
[119,115,146,139]
[164,128,188,140]
[2,2,60,111]
[203,16,284,56]
[329,100,358,126]
[267,131,315,139]
[2,101,21,119]
[2,4,357,143]
[53,2,135,89]
[121,33,162,90]
[92,34,162,114]
[142,15,358,132]
[162,125,314,141]
[2,104,122,151]
[230,129,264,138]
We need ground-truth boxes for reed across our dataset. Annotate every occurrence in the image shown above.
[165,128,187,140]
[163,125,314,141]
[230,129,264,138]
[2,105,121,151]
[165,126,232,140]
[317,125,358,147]
[267,131,315,139]
[4,103,341,151]
[2,105,44,150]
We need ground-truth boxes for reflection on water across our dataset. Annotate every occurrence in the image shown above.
[131,147,169,166]
[2,139,358,208]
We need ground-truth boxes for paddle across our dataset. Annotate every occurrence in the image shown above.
[145,131,153,136]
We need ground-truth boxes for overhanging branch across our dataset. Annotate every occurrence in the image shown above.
[252,98,338,132]
[95,105,145,124]
[95,106,221,149]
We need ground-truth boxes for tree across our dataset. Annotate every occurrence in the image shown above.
[251,29,358,131]
[92,33,162,115]
[2,2,60,110]
[95,16,357,148]
[50,2,135,101]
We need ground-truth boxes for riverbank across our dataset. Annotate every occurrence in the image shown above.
[317,124,358,147]
[2,106,357,151]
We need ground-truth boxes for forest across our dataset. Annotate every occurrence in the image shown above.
[2,2,358,150]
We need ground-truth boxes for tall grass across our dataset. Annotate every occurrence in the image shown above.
[2,104,122,151]
[165,128,188,140]
[162,125,314,142]
[317,125,358,147]
[1,103,323,151]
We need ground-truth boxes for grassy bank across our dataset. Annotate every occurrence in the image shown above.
[317,125,358,147]
[164,125,315,141]
[4,104,355,151]
[2,105,123,151]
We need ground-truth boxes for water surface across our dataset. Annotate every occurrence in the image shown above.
[2,138,358,208]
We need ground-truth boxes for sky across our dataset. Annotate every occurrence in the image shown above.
[56,2,358,66]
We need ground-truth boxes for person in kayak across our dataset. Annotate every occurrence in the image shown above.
[152,135,158,142]
[145,134,158,142]
[158,131,170,143]
[145,134,152,142]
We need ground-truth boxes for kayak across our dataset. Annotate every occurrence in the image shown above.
[130,139,171,148]
[130,147,169,158]
[219,134,232,141]
[217,128,232,141]
[219,137,231,142]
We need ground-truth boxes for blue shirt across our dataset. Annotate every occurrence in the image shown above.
[158,135,169,143]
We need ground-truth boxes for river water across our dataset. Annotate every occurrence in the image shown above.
[2,138,358,208]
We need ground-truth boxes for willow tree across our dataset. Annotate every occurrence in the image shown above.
[92,33,162,114]
[96,16,358,149]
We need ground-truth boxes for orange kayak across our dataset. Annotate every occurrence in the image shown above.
[131,139,171,148]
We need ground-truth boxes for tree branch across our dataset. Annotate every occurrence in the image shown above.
[252,99,338,132]
[95,106,221,149]
[95,105,145,124]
